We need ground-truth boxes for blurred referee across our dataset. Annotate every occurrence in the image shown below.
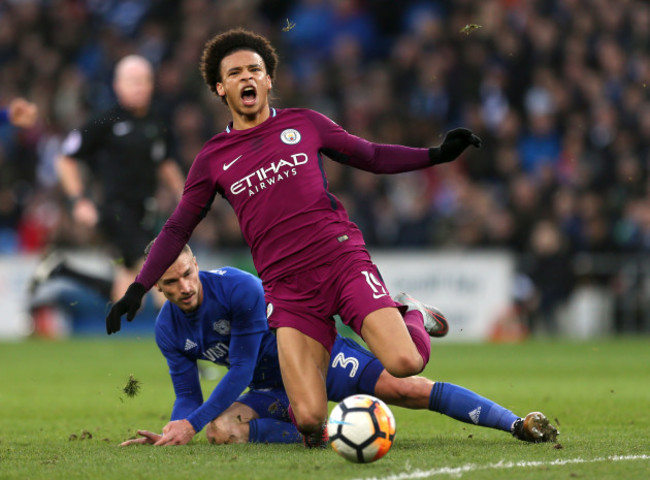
[54,55,185,301]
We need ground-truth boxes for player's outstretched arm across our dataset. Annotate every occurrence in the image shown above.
[313,107,481,174]
[119,430,162,446]
[105,282,147,334]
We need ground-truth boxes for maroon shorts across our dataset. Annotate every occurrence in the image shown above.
[264,250,402,352]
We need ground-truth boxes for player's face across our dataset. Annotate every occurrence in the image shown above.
[216,49,271,125]
[156,252,203,313]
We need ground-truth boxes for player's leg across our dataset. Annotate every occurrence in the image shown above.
[337,254,432,377]
[28,249,114,298]
[242,388,301,444]
[361,307,426,377]
[276,326,330,437]
[427,380,520,431]
[430,380,558,441]
[102,204,165,305]
[206,389,302,444]
[327,336,449,411]
[393,292,449,338]
[206,402,258,444]
[373,373,558,441]
[326,335,385,401]
[364,293,450,377]
[372,372,433,408]
[373,371,520,430]
[328,335,558,443]
[265,269,341,447]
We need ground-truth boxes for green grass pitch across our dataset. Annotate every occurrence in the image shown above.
[1,337,648,479]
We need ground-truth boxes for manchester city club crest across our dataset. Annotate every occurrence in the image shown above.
[280,128,301,145]
[213,319,231,335]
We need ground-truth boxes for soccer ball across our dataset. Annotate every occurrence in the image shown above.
[327,394,396,463]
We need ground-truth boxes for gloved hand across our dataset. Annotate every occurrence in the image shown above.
[106,282,147,335]
[429,128,482,165]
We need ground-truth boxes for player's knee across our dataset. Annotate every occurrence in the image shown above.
[382,352,423,378]
[205,417,248,444]
[205,419,229,444]
[292,406,328,434]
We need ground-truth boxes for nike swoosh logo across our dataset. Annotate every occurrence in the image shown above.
[223,155,243,171]
[373,293,387,299]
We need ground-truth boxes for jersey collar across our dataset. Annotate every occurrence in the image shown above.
[225,107,277,133]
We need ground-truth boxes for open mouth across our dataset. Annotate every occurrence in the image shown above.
[241,86,257,106]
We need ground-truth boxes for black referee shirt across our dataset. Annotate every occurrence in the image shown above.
[60,104,174,208]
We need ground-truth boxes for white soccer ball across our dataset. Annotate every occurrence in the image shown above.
[327,394,396,463]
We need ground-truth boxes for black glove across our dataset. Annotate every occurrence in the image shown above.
[105,282,146,335]
[429,128,482,165]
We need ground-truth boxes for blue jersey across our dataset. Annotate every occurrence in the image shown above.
[155,267,282,433]
[155,266,384,432]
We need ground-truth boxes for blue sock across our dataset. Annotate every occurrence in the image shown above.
[248,418,302,444]
[429,382,519,432]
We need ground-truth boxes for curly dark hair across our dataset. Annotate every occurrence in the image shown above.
[200,28,279,101]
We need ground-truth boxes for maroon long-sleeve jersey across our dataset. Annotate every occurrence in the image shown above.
[136,108,432,289]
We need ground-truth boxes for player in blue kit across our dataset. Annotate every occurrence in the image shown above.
[119,243,558,446]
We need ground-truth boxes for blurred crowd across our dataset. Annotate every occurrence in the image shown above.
[1,0,649,333]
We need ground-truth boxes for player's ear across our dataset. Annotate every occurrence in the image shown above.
[267,75,272,90]
[216,83,225,97]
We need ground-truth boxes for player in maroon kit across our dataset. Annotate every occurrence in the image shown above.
[106,28,481,447]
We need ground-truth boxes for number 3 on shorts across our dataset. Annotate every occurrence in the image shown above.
[361,271,388,299]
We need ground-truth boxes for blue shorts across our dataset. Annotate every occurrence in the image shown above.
[236,388,291,421]
[326,335,384,402]
[238,336,384,416]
